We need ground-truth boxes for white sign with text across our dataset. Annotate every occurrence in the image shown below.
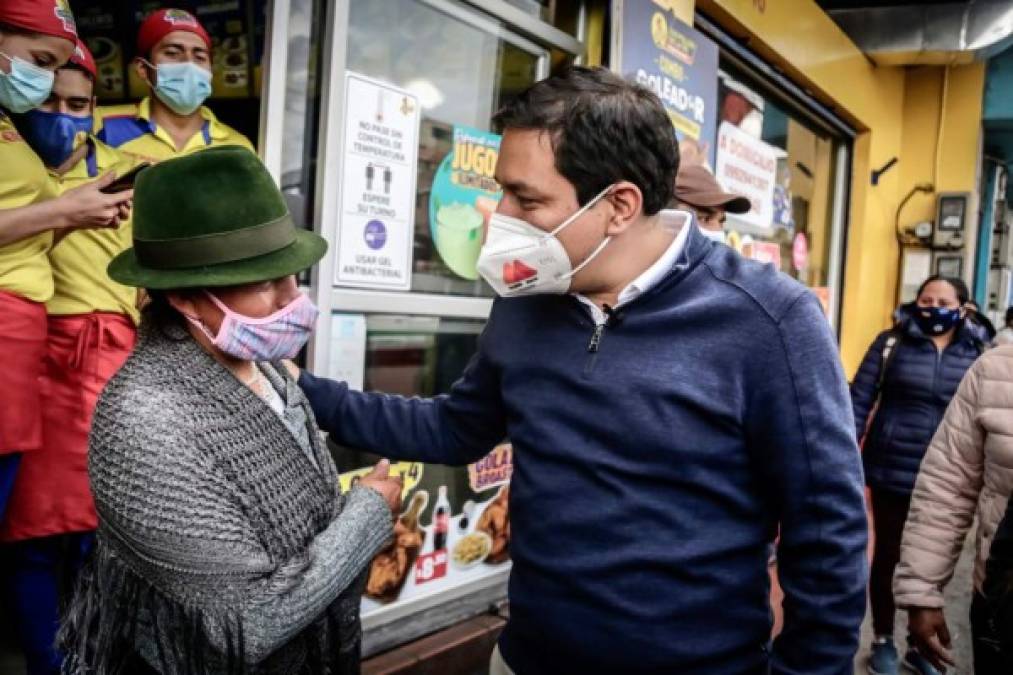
[335,72,420,290]
[715,121,779,230]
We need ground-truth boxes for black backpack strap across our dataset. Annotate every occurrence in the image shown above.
[875,331,901,394]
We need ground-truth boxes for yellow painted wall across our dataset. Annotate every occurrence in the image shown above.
[696,0,984,376]
[899,65,985,222]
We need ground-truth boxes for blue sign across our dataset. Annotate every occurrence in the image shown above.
[364,220,387,250]
[616,2,719,167]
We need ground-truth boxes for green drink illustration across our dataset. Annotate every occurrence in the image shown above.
[435,202,484,280]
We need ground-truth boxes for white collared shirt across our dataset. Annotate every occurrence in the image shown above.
[575,209,693,326]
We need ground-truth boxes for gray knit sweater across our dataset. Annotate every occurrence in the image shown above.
[60,321,393,675]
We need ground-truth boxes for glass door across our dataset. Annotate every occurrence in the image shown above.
[345,0,550,300]
[305,0,577,653]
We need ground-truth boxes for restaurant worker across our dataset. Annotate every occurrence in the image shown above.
[297,67,868,675]
[96,8,252,164]
[0,41,139,675]
[0,0,131,527]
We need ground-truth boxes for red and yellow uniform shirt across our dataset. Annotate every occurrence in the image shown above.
[46,138,140,323]
[95,97,254,165]
[0,113,58,302]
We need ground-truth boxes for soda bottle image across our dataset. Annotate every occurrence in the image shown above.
[432,486,450,551]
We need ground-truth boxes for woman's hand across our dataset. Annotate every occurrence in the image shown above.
[908,607,955,671]
[56,172,134,231]
[358,459,402,519]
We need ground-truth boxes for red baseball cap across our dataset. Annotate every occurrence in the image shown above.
[0,0,78,43]
[67,39,96,78]
[136,8,211,58]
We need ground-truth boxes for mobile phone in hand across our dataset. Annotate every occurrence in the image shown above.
[100,163,151,194]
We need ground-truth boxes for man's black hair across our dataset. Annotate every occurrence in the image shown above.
[60,61,96,83]
[493,66,679,216]
[1006,305,1013,328]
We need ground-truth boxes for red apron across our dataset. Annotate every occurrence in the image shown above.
[0,313,136,541]
[0,291,47,454]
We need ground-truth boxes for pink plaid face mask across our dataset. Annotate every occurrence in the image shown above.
[188,291,319,361]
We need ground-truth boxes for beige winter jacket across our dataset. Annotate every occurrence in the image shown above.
[894,345,1013,608]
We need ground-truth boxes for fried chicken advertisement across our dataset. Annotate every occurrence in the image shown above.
[366,490,428,601]
[475,484,510,564]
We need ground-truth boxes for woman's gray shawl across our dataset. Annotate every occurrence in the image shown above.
[60,322,392,674]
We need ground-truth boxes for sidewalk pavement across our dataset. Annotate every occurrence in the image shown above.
[853,528,976,674]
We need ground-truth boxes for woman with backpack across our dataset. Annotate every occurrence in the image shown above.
[851,275,984,675]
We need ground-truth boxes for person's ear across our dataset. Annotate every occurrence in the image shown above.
[134,58,154,88]
[603,181,643,236]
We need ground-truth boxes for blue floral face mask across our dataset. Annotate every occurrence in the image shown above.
[914,306,961,336]
[18,108,93,167]
[145,60,212,116]
[0,52,55,114]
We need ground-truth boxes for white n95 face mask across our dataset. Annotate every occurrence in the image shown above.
[477,184,614,297]
[699,227,727,245]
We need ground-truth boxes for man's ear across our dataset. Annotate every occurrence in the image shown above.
[604,181,644,236]
[134,58,154,88]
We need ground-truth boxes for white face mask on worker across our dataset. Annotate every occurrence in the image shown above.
[699,227,726,245]
[477,185,614,297]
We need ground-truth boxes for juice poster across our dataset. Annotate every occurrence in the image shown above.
[428,126,502,281]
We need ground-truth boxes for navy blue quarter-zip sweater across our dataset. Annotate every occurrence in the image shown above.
[300,226,868,675]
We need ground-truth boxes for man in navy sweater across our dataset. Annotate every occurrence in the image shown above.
[299,67,867,674]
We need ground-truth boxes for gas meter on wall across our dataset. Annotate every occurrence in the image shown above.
[899,192,973,303]
[933,193,969,249]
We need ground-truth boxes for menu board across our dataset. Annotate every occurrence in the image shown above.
[197,1,253,99]
[344,445,514,618]
[76,1,127,100]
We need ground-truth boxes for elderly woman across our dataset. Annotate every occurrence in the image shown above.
[60,147,400,675]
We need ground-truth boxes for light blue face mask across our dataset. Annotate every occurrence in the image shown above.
[0,52,55,114]
[148,61,212,116]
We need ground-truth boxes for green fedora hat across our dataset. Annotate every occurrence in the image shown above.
[108,146,327,289]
